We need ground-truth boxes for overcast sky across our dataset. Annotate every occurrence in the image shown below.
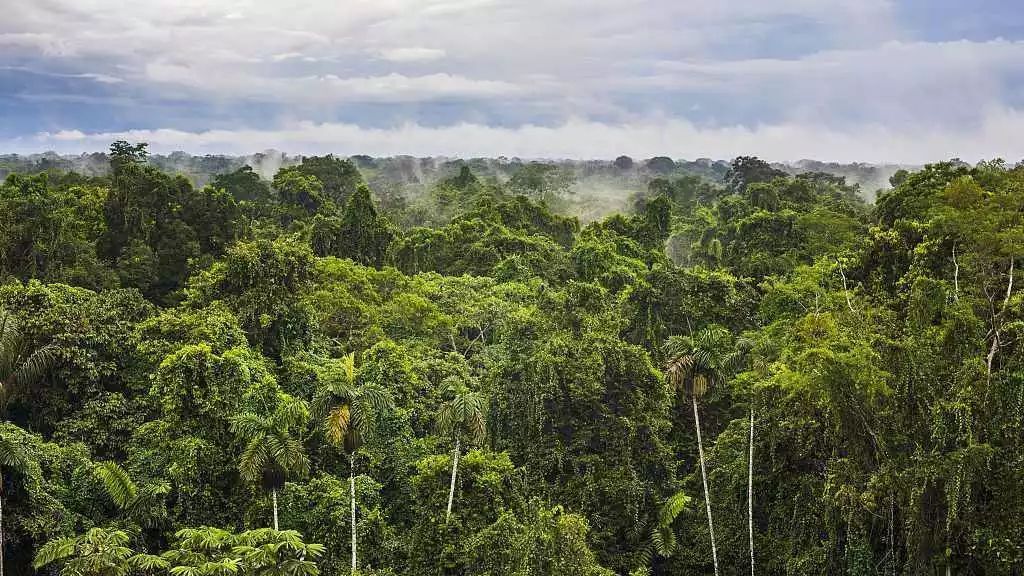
[1,0,1022,161]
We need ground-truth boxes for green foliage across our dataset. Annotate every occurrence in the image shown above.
[436,378,487,445]
[312,185,395,267]
[5,147,1024,576]
[310,353,393,456]
[462,501,615,576]
[232,393,311,493]
[33,527,137,576]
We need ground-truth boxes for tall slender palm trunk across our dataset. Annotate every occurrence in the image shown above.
[350,459,357,575]
[272,488,279,531]
[748,406,755,576]
[446,438,461,522]
[693,395,719,576]
[1,475,5,576]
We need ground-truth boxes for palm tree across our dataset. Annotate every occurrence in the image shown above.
[0,433,28,576]
[311,353,391,575]
[0,309,56,576]
[736,335,774,576]
[0,307,58,416]
[665,325,736,576]
[231,393,311,531]
[436,378,487,522]
[92,461,170,529]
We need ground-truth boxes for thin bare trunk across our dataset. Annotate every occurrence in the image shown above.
[1004,259,1015,310]
[837,259,856,313]
[986,258,1015,382]
[748,406,755,576]
[272,488,279,531]
[952,245,960,302]
[350,459,357,574]
[693,395,719,576]
[446,437,460,522]
[1,474,5,576]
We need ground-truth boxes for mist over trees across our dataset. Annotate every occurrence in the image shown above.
[1,142,1022,575]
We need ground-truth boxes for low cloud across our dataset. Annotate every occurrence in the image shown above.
[19,108,1024,163]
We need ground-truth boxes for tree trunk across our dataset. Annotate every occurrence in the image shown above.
[693,395,719,576]
[748,405,755,576]
[1,473,5,576]
[446,437,461,522]
[350,459,357,575]
[272,488,279,531]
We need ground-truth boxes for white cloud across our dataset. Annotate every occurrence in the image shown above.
[19,108,1024,163]
[0,0,901,107]
[1,0,1022,161]
[377,47,446,62]
[139,62,525,102]
[0,66,124,84]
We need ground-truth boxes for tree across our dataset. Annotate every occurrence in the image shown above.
[0,307,59,576]
[508,162,574,202]
[108,141,148,170]
[292,155,364,207]
[273,168,326,219]
[162,527,323,576]
[725,156,786,193]
[311,184,394,267]
[0,434,27,576]
[33,527,142,576]
[92,461,169,528]
[0,307,58,417]
[736,336,773,576]
[664,325,737,576]
[231,394,311,530]
[614,156,634,171]
[436,378,487,522]
[311,353,391,575]
[646,157,676,174]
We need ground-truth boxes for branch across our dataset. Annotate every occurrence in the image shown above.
[1000,258,1014,315]
[985,258,1015,382]
[836,258,857,314]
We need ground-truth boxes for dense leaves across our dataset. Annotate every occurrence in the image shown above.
[3,150,1023,576]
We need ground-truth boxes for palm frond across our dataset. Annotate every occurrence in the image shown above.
[230,412,267,439]
[238,439,270,485]
[436,403,454,436]
[93,461,138,510]
[125,481,170,520]
[33,536,77,569]
[169,565,201,576]
[304,543,325,559]
[340,352,356,383]
[437,384,487,444]
[130,554,171,571]
[273,395,309,430]
[10,343,59,389]
[358,385,393,414]
[0,435,27,469]
[324,405,351,447]
[652,490,690,557]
